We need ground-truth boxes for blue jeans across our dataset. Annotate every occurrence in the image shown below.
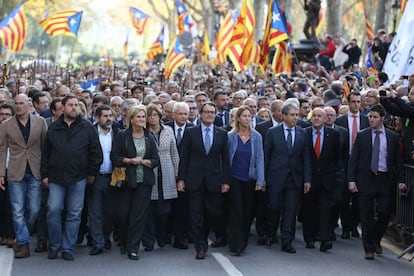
[8,173,42,245]
[47,179,86,253]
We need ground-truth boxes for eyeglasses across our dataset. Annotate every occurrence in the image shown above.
[189,107,197,110]
[233,97,245,100]
[0,113,12,117]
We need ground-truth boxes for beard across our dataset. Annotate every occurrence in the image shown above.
[65,110,79,120]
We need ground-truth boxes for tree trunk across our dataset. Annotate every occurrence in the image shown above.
[253,0,266,40]
[375,0,388,32]
[327,0,342,35]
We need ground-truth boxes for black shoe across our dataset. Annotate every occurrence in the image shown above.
[90,247,103,255]
[257,236,266,246]
[76,234,84,244]
[281,244,296,253]
[62,251,74,261]
[351,228,360,238]
[231,249,242,256]
[374,244,383,255]
[104,241,111,250]
[341,231,350,239]
[320,241,333,252]
[35,242,47,253]
[265,236,273,247]
[144,246,154,252]
[128,252,139,260]
[47,249,58,259]
[173,240,189,249]
[306,241,315,249]
[157,239,165,248]
[210,238,227,248]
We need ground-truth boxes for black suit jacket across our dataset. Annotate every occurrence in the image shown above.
[265,125,312,193]
[306,126,341,191]
[256,120,276,146]
[348,127,404,193]
[164,121,194,155]
[178,124,230,192]
[214,111,229,127]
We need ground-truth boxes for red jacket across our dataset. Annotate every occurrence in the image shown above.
[319,40,336,58]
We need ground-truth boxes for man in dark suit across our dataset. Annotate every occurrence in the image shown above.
[165,102,194,249]
[213,91,229,127]
[324,106,348,240]
[348,104,406,260]
[265,102,312,253]
[335,91,369,239]
[255,99,283,245]
[177,102,230,259]
[302,108,340,252]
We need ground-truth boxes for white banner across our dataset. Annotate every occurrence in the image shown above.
[382,0,414,83]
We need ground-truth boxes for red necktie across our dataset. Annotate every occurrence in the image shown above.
[314,130,321,159]
[352,114,358,145]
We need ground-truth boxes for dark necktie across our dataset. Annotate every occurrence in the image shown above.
[286,128,293,151]
[177,128,182,145]
[371,130,380,173]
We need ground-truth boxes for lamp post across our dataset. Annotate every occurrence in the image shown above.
[391,0,401,33]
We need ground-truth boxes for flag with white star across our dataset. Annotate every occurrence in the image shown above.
[129,7,150,35]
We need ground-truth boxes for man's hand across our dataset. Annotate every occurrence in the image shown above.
[87,176,95,185]
[348,182,358,193]
[177,180,185,192]
[221,184,230,193]
[255,185,263,191]
[399,183,407,193]
[304,182,311,194]
[42,178,49,187]
[0,176,5,191]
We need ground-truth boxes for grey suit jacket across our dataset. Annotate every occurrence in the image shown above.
[0,114,48,181]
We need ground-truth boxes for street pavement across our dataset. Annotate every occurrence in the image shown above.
[1,224,414,276]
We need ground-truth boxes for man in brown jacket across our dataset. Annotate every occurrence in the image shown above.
[0,94,48,258]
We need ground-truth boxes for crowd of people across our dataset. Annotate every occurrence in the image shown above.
[0,28,413,263]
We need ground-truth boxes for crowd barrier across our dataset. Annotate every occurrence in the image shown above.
[397,164,414,261]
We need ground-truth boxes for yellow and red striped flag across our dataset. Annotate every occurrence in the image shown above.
[123,35,128,58]
[364,9,374,40]
[129,7,150,35]
[164,37,187,79]
[146,26,165,61]
[271,41,292,74]
[0,4,27,52]
[39,10,83,37]
[227,0,255,71]
[215,9,238,64]
[260,0,289,70]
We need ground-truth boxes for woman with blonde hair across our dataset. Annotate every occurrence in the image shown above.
[227,105,264,256]
[111,105,159,260]
[142,104,179,251]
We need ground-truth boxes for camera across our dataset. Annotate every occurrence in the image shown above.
[379,90,387,97]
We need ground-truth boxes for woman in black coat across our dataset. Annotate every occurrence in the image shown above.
[111,105,159,260]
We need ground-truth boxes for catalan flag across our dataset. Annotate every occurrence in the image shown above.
[146,26,165,61]
[364,9,374,40]
[199,30,210,62]
[243,39,260,66]
[39,10,83,37]
[0,4,27,52]
[129,7,150,35]
[227,0,255,72]
[176,1,188,34]
[260,0,289,70]
[164,37,187,79]
[271,41,292,74]
[215,9,239,64]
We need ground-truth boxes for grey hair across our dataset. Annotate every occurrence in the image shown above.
[173,101,189,113]
[281,102,299,115]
